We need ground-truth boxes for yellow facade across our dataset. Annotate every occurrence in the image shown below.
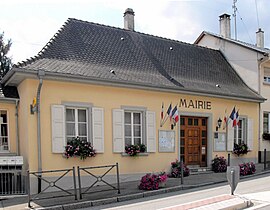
[16,78,259,175]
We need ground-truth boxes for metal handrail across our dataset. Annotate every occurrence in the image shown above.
[27,167,77,208]
[78,163,120,199]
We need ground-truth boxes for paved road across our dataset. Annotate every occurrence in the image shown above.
[81,174,270,210]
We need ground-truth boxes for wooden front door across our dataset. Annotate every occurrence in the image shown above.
[180,116,207,167]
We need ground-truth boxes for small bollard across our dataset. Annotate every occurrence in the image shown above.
[227,153,230,166]
[231,169,234,195]
[264,149,267,170]
[227,166,239,196]
[180,160,184,185]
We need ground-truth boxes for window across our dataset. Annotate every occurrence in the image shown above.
[124,111,142,145]
[264,76,270,83]
[52,104,104,153]
[264,68,270,84]
[234,118,247,144]
[66,107,88,142]
[112,109,156,153]
[263,112,270,133]
[0,110,8,151]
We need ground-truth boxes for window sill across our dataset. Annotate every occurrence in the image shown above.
[263,82,270,86]
[121,152,149,157]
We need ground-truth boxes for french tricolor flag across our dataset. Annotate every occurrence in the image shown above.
[229,107,238,127]
[171,105,179,123]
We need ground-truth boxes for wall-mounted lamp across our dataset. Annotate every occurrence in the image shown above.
[216,118,222,131]
[30,97,37,115]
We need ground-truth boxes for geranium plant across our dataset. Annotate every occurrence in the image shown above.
[170,159,190,178]
[138,172,168,190]
[233,142,249,156]
[125,144,146,156]
[239,162,256,176]
[212,155,227,173]
[158,172,168,183]
[63,137,96,160]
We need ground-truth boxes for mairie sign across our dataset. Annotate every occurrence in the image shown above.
[179,98,211,110]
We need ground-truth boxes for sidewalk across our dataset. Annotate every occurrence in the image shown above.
[1,164,269,210]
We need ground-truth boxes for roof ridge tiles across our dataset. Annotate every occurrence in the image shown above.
[68,17,217,52]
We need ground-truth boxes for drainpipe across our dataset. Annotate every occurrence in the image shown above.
[15,99,20,155]
[36,70,45,193]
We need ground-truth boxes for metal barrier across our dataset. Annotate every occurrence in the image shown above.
[27,167,77,208]
[78,163,120,199]
[0,168,26,195]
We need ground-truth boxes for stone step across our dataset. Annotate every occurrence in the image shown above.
[189,167,213,175]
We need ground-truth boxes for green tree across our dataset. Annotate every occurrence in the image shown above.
[0,32,12,80]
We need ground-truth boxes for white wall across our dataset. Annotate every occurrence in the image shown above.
[197,35,259,92]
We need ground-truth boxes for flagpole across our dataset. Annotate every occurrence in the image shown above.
[161,102,172,127]
[161,115,169,127]
[160,102,164,127]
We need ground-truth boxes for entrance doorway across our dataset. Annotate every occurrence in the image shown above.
[180,116,207,167]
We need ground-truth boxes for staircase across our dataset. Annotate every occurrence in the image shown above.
[187,165,213,175]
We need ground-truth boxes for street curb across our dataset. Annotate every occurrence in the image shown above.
[25,169,270,209]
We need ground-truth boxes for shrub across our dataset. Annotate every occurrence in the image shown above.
[212,155,227,173]
[138,172,168,190]
[125,144,146,156]
[63,137,96,160]
[239,162,256,176]
[170,159,190,178]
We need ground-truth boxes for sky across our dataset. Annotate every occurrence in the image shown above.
[1,0,270,63]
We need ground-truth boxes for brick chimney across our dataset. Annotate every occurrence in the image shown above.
[124,8,135,31]
[256,28,264,48]
[219,14,231,38]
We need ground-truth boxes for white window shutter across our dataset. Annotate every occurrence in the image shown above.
[146,111,156,153]
[51,105,66,153]
[112,109,124,153]
[247,118,253,151]
[227,120,234,151]
[92,107,104,153]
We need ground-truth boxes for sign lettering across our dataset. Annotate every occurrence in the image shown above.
[179,99,211,110]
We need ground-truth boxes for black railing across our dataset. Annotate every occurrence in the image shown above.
[0,168,26,195]
[77,163,120,199]
[27,167,77,208]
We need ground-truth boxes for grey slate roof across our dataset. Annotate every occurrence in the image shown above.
[0,84,19,99]
[14,18,264,101]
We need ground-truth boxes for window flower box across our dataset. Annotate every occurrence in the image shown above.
[63,137,96,160]
[125,144,146,156]
[233,142,248,156]
[262,133,270,140]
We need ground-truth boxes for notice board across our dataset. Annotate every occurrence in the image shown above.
[158,130,175,152]
[214,132,226,151]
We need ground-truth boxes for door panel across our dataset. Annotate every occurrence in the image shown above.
[180,116,207,167]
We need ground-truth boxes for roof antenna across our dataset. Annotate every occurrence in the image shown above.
[255,0,260,29]
[232,0,237,40]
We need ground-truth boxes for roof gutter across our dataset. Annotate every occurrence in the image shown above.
[0,97,19,103]
[5,67,266,103]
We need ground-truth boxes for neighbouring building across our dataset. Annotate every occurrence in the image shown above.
[195,13,270,160]
[0,9,265,193]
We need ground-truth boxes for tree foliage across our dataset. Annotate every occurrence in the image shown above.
[0,32,12,80]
